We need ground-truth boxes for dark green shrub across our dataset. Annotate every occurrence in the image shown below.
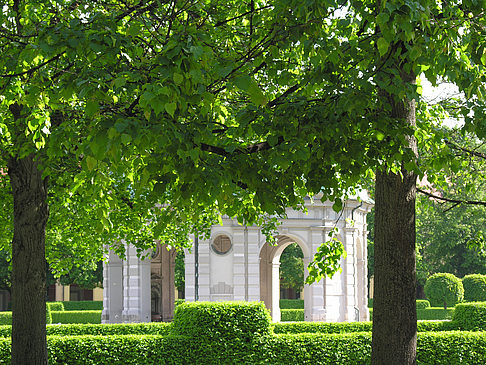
[61,301,103,311]
[47,302,65,311]
[453,302,486,330]
[0,326,484,364]
[172,301,271,342]
[0,303,53,326]
[0,322,172,338]
[281,309,304,321]
[274,321,372,334]
[424,273,464,308]
[417,331,486,364]
[369,307,453,321]
[51,310,101,324]
[463,274,486,302]
[417,308,454,320]
[279,299,304,309]
[416,300,430,309]
[273,320,456,334]
[368,298,373,308]
[46,303,52,325]
[0,313,11,326]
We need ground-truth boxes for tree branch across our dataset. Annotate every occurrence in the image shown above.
[417,188,486,207]
[199,136,284,157]
[445,140,486,160]
[0,52,65,78]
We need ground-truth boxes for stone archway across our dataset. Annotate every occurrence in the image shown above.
[259,235,309,322]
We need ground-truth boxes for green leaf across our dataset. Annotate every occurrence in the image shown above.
[377,38,389,57]
[234,75,252,91]
[121,134,132,145]
[165,102,176,117]
[85,100,99,117]
[481,52,486,66]
[376,12,389,28]
[173,73,184,85]
[248,82,267,106]
[86,156,97,171]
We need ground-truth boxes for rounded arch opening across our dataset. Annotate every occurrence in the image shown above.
[259,235,307,322]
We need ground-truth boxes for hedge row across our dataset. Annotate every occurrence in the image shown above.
[0,305,53,325]
[47,302,65,311]
[46,301,103,311]
[453,302,486,330]
[369,307,454,321]
[368,299,430,309]
[463,275,486,302]
[281,309,304,322]
[0,332,485,364]
[172,301,272,342]
[51,311,101,324]
[279,299,304,309]
[0,322,172,338]
[273,320,457,334]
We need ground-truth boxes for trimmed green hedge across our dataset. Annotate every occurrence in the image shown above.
[417,308,454,320]
[51,311,101,324]
[172,301,272,342]
[369,307,454,321]
[279,299,304,309]
[0,304,52,325]
[0,313,11,326]
[453,302,486,330]
[0,322,172,338]
[273,320,457,334]
[281,309,304,322]
[416,300,431,309]
[368,299,429,309]
[425,273,464,308]
[60,301,103,311]
[463,275,486,302]
[0,331,485,364]
[47,302,65,311]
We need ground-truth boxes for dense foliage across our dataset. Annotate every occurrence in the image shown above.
[279,299,304,309]
[279,243,304,295]
[453,302,486,331]
[51,311,101,324]
[425,273,464,309]
[280,309,304,322]
[172,301,272,342]
[463,274,486,302]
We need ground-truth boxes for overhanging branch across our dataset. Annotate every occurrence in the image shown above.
[417,188,486,207]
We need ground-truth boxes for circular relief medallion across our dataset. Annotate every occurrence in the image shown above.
[211,235,232,255]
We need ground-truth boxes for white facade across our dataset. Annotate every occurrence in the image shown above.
[103,196,372,323]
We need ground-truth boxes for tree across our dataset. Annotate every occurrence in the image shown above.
[2,1,486,364]
[279,243,304,296]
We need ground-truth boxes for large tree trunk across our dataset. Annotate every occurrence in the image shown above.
[371,71,418,364]
[8,154,49,365]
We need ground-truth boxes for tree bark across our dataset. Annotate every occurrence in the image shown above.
[371,72,418,364]
[8,154,49,365]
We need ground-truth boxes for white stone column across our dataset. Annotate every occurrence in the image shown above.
[360,229,370,321]
[271,262,281,322]
[184,245,195,301]
[121,244,151,323]
[198,238,211,301]
[308,228,326,321]
[343,226,357,321]
[233,227,246,301]
[303,256,312,321]
[247,227,261,302]
[102,247,123,324]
